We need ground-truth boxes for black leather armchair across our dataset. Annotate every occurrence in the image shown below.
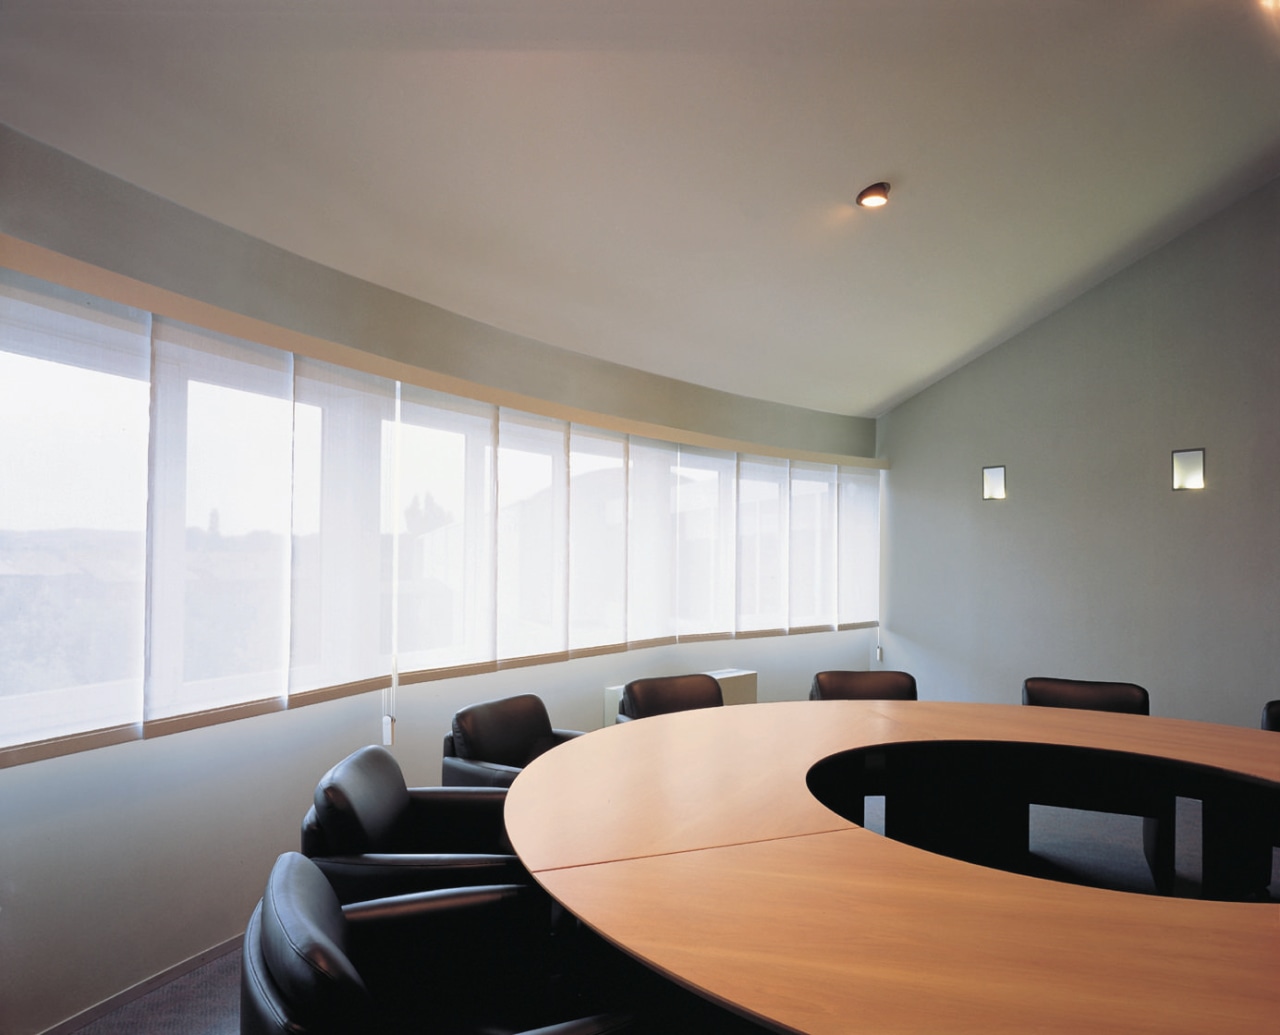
[442,694,583,787]
[1023,676,1149,714]
[1020,676,1174,894]
[810,670,917,701]
[616,674,723,722]
[241,851,634,1035]
[302,744,527,902]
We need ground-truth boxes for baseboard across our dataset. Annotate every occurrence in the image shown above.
[41,935,241,1035]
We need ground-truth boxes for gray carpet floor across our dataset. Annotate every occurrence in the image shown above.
[71,950,240,1035]
[69,801,1277,1034]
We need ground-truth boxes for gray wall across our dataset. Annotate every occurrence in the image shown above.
[0,629,872,1035]
[0,123,875,460]
[878,174,1280,727]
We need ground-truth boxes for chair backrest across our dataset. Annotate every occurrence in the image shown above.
[810,670,917,701]
[1022,677,1149,715]
[313,745,411,854]
[243,852,370,1035]
[451,694,559,768]
[619,674,723,720]
[1262,700,1280,732]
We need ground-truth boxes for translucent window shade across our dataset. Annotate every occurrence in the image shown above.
[676,447,737,636]
[1,266,887,756]
[736,455,789,633]
[790,463,838,629]
[290,358,396,692]
[148,319,294,718]
[497,411,569,659]
[394,386,495,671]
[569,427,627,650]
[627,438,679,643]
[838,466,881,625]
[0,272,151,746]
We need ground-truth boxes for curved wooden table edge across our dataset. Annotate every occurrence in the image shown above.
[506,701,1280,1035]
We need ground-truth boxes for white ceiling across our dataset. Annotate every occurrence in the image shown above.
[3,1,1280,417]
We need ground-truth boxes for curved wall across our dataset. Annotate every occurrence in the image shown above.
[0,123,875,460]
[0,121,877,1035]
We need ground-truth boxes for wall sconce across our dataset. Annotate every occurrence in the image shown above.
[982,465,1006,500]
[1171,449,1205,490]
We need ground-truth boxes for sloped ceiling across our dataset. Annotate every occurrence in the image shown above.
[2,0,1279,417]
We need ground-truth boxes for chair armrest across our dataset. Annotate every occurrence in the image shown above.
[443,755,522,788]
[552,729,586,744]
[519,1015,635,1035]
[405,785,509,808]
[311,852,529,904]
[342,882,528,924]
[343,883,548,979]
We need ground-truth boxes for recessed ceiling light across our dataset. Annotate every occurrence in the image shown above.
[856,182,890,208]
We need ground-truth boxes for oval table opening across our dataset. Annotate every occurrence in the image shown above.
[806,739,1279,901]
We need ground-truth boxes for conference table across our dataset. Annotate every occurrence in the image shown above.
[504,700,1280,1034]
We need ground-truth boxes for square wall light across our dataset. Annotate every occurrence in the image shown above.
[1172,449,1205,490]
[982,465,1006,500]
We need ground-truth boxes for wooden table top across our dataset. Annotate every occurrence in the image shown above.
[505,701,1280,1035]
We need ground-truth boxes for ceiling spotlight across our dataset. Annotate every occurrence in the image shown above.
[856,182,890,208]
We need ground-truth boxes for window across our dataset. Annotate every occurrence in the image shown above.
[790,462,838,630]
[0,271,150,746]
[497,411,568,659]
[737,455,789,633]
[627,438,679,644]
[676,447,736,637]
[568,427,626,650]
[0,268,881,757]
[147,319,294,718]
[290,357,394,692]
[394,386,495,672]
[838,465,881,625]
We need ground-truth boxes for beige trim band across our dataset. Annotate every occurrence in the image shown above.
[0,235,886,469]
[144,698,286,738]
[0,723,140,769]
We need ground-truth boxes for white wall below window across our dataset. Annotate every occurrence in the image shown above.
[0,628,873,1035]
